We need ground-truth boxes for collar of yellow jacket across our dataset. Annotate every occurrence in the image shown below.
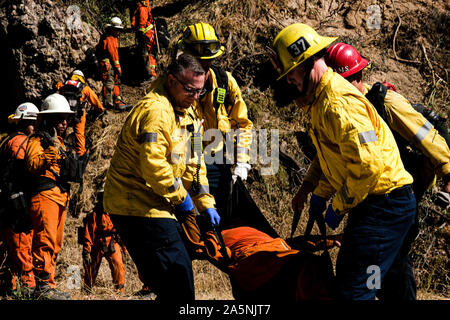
[313,67,334,103]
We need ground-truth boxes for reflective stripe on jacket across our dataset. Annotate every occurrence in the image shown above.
[364,84,450,178]
[193,69,253,164]
[104,76,215,219]
[131,3,154,35]
[308,68,413,214]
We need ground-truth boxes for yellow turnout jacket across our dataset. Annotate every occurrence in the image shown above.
[364,84,450,178]
[305,68,413,214]
[104,76,215,219]
[193,67,253,164]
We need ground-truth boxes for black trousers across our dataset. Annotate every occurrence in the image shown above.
[110,215,195,302]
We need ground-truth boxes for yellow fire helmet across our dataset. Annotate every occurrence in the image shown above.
[177,22,225,59]
[270,23,338,80]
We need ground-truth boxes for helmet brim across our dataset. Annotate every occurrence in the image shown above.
[178,39,225,59]
[340,56,370,78]
[39,110,75,114]
[277,36,338,81]
[105,24,124,29]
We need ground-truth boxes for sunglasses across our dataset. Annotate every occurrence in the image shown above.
[172,74,206,96]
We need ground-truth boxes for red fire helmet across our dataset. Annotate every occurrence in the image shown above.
[326,42,370,78]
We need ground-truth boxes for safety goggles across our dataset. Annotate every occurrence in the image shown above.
[186,41,222,57]
[173,74,206,96]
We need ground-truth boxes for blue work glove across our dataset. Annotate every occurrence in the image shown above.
[203,208,221,227]
[175,193,195,215]
[324,205,343,230]
[309,194,327,217]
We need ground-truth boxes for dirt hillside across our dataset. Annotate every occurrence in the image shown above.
[1,0,449,300]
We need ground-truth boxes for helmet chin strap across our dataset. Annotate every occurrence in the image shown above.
[298,58,315,97]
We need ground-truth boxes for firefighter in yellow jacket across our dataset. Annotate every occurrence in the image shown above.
[326,42,450,203]
[271,24,416,300]
[177,22,253,215]
[321,42,450,300]
[103,54,219,302]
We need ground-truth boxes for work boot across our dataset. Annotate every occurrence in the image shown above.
[114,98,132,112]
[33,282,71,300]
[12,285,36,299]
[132,286,156,300]
[141,76,156,86]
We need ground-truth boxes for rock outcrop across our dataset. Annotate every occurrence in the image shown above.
[1,0,99,118]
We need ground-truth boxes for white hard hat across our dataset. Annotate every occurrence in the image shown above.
[10,102,40,121]
[106,17,124,29]
[40,93,75,114]
[72,70,85,78]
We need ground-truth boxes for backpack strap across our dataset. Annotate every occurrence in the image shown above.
[13,134,31,160]
[365,82,388,123]
[210,65,230,112]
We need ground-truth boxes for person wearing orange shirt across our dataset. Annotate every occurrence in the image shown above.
[1,103,39,297]
[131,0,157,81]
[55,70,104,116]
[25,93,81,300]
[81,188,126,293]
[55,70,105,156]
[96,17,131,111]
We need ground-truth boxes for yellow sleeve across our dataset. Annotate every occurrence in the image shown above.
[138,105,187,205]
[227,72,253,164]
[314,177,336,200]
[329,102,385,213]
[384,90,450,177]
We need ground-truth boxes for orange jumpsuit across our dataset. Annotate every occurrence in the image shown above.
[55,80,105,114]
[82,209,126,292]
[97,33,124,108]
[2,132,35,290]
[26,134,76,288]
[56,78,104,156]
[131,1,157,78]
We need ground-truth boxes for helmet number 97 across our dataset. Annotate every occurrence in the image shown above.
[288,37,310,58]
